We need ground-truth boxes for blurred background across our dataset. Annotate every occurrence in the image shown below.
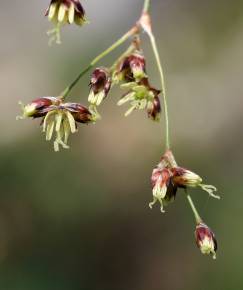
[0,0,242,289]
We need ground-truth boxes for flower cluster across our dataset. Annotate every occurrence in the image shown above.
[150,150,219,258]
[18,97,96,151]
[150,150,220,212]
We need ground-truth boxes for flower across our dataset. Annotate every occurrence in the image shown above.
[18,98,96,151]
[195,222,217,259]
[115,51,147,83]
[149,166,177,213]
[46,0,87,26]
[149,150,220,212]
[45,0,87,44]
[117,78,161,119]
[88,68,112,106]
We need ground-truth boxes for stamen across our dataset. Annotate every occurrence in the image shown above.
[65,111,76,133]
[199,184,220,199]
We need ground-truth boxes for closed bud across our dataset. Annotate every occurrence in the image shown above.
[171,167,202,188]
[195,222,217,259]
[88,68,111,106]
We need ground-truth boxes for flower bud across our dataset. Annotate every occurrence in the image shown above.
[88,68,111,106]
[195,222,217,259]
[20,97,60,118]
[171,167,202,188]
[117,52,146,82]
[46,0,87,26]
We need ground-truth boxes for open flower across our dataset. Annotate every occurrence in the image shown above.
[117,78,161,119]
[195,222,217,259]
[149,150,220,212]
[18,98,96,151]
[45,0,87,44]
[46,0,87,26]
[88,68,112,106]
[115,51,147,83]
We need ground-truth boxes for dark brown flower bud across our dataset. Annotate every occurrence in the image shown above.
[88,68,112,106]
[46,0,87,25]
[117,52,146,82]
[195,222,217,259]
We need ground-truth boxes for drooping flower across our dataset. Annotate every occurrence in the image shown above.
[45,0,88,44]
[46,0,87,26]
[117,78,161,119]
[88,68,112,106]
[149,150,220,212]
[115,51,147,83]
[18,98,96,151]
[195,222,217,259]
[149,165,177,213]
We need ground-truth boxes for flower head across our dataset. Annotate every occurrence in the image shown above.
[195,222,217,259]
[116,52,147,83]
[117,78,161,119]
[18,98,96,151]
[88,68,112,106]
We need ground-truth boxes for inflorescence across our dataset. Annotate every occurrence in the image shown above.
[18,0,220,260]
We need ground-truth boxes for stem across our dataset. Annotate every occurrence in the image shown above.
[148,32,170,149]
[143,0,151,13]
[186,192,202,224]
[61,26,138,99]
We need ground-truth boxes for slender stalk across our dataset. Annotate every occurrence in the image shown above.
[148,32,170,149]
[143,0,151,13]
[186,192,202,224]
[61,26,138,99]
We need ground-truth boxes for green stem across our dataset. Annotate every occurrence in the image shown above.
[186,192,202,224]
[148,32,170,149]
[143,0,151,13]
[61,26,138,99]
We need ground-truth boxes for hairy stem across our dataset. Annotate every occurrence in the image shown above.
[186,191,202,224]
[61,26,138,99]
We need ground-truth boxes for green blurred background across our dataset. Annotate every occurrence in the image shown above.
[0,0,242,289]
